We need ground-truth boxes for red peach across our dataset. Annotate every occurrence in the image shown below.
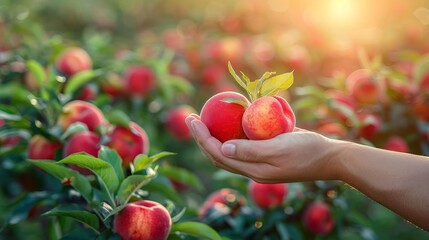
[57,100,106,132]
[63,131,101,157]
[124,66,156,97]
[346,69,381,105]
[107,122,149,167]
[384,136,409,153]
[198,188,246,219]
[63,131,101,174]
[114,200,171,240]
[165,105,196,141]
[242,96,295,140]
[303,202,334,236]
[357,113,382,140]
[201,64,227,85]
[248,180,287,210]
[316,122,347,139]
[200,91,250,143]
[27,135,62,160]
[56,47,92,77]
[77,84,98,102]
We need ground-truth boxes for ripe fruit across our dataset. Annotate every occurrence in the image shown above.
[124,66,156,97]
[303,202,334,236]
[242,96,295,140]
[114,200,172,240]
[316,122,347,139]
[63,131,101,174]
[27,135,62,160]
[198,188,246,219]
[384,136,409,153]
[107,122,149,167]
[77,84,98,101]
[346,69,381,105]
[56,47,92,76]
[165,105,196,141]
[248,180,287,210]
[357,113,382,140]
[57,100,106,132]
[200,91,250,143]
[63,132,101,157]
[201,64,227,85]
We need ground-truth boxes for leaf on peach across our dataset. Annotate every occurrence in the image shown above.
[115,173,156,206]
[221,98,249,108]
[227,61,247,91]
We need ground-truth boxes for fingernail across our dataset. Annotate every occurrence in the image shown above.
[221,143,236,157]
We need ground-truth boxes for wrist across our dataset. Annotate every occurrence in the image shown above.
[324,138,354,181]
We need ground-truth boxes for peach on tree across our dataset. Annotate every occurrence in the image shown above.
[113,200,172,240]
[57,100,107,132]
[56,47,92,77]
[248,180,287,210]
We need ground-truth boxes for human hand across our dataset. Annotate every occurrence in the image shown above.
[185,114,344,183]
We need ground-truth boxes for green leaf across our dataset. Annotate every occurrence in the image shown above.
[221,98,249,108]
[43,205,100,234]
[26,60,46,86]
[171,222,222,240]
[106,110,130,127]
[228,62,247,92]
[144,176,183,204]
[260,71,294,97]
[60,122,89,140]
[133,152,176,172]
[98,146,124,183]
[116,172,156,206]
[58,153,119,195]
[158,165,204,192]
[64,70,98,95]
[171,207,187,223]
[29,160,92,202]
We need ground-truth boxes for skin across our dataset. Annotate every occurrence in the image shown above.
[185,114,429,232]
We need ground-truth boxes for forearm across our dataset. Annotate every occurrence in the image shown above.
[334,141,429,231]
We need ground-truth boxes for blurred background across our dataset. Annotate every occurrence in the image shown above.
[1,0,429,239]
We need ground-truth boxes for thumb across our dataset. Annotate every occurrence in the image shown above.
[221,139,270,162]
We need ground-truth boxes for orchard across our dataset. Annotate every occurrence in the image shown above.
[1,0,429,239]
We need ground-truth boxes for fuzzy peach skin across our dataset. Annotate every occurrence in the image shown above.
[248,180,287,210]
[107,122,149,167]
[27,135,62,160]
[242,96,295,140]
[200,91,250,143]
[56,47,92,76]
[57,100,107,132]
[113,200,172,240]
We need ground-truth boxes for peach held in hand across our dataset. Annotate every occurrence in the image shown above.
[114,200,172,240]
[200,91,250,143]
[242,96,295,140]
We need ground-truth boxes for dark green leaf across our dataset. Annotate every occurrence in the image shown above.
[158,165,203,192]
[98,146,124,182]
[59,153,119,195]
[43,205,100,233]
[28,160,92,202]
[64,70,98,95]
[116,172,156,206]
[26,60,46,86]
[171,222,222,240]
[106,110,130,127]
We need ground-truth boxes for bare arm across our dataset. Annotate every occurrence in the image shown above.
[185,114,429,231]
